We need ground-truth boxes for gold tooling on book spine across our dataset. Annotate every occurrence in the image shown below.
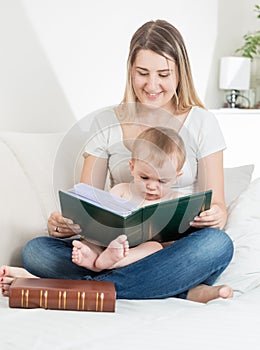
[58,291,62,309]
[81,292,85,311]
[96,292,99,311]
[44,290,48,309]
[40,290,43,307]
[25,290,29,308]
[77,291,80,310]
[20,289,29,308]
[21,289,24,308]
[100,292,104,312]
[63,291,67,309]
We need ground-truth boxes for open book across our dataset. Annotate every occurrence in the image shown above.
[59,183,212,247]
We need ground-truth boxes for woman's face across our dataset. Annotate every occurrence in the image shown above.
[132,49,178,113]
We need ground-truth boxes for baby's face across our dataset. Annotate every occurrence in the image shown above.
[129,157,181,201]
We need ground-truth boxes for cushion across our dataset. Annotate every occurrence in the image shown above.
[0,132,65,265]
[224,164,254,207]
[0,136,47,265]
[216,178,260,294]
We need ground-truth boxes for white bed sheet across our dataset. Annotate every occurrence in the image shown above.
[1,178,260,350]
[1,289,260,350]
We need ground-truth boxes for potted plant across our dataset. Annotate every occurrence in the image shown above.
[236,4,260,108]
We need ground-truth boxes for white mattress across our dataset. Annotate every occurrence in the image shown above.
[1,289,260,350]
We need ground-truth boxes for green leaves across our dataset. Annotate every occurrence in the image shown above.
[236,4,260,59]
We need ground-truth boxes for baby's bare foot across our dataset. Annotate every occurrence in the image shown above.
[72,240,102,271]
[0,265,36,297]
[187,284,233,303]
[95,235,129,270]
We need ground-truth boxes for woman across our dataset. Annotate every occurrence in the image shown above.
[1,19,233,302]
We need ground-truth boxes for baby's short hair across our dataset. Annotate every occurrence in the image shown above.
[132,127,186,171]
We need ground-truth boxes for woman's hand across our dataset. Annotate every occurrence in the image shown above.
[190,204,227,230]
[47,211,82,238]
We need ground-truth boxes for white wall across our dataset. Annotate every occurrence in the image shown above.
[0,0,259,130]
[0,0,76,132]
[20,0,219,118]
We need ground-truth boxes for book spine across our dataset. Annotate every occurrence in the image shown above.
[9,288,115,312]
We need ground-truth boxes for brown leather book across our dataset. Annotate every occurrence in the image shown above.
[9,278,116,312]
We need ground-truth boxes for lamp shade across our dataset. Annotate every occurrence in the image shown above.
[219,56,251,90]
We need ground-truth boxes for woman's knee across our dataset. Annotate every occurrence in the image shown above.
[22,236,44,256]
[21,236,52,269]
[200,228,234,264]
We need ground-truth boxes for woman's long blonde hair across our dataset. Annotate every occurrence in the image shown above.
[121,19,205,114]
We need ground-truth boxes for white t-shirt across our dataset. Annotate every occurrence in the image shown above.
[84,106,226,193]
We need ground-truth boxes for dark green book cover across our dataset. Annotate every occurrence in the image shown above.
[59,183,212,247]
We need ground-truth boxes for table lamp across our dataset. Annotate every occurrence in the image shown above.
[219,56,251,108]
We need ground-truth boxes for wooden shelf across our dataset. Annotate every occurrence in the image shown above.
[210,108,260,115]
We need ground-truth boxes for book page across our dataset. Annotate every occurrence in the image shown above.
[68,183,138,216]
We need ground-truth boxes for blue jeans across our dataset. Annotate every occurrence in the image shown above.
[21,228,233,299]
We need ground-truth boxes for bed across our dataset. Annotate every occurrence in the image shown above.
[1,112,260,349]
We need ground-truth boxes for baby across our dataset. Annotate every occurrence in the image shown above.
[72,126,186,271]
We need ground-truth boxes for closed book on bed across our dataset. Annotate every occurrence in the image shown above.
[59,183,212,247]
[9,278,116,312]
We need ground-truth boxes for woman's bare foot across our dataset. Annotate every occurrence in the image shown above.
[187,284,233,303]
[0,265,36,297]
[72,240,104,272]
[95,235,129,270]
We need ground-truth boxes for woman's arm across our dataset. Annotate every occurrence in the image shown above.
[80,154,108,189]
[190,150,227,229]
[49,154,108,238]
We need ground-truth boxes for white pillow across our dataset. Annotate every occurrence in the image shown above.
[216,178,260,294]
[0,132,66,215]
[224,164,254,207]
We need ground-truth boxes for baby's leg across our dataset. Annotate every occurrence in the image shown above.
[96,238,162,269]
[95,235,130,270]
[113,240,163,268]
[0,265,36,297]
[72,240,103,272]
